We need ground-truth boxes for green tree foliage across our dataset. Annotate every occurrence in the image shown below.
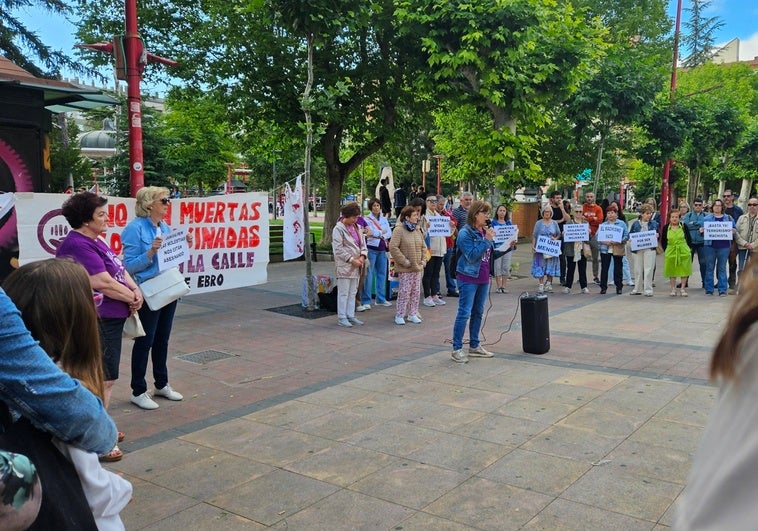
[162,88,239,195]
[0,0,88,77]
[48,114,92,192]
[396,0,607,190]
[681,0,725,68]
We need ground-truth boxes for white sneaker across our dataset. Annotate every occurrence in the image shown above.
[376,301,392,307]
[338,318,353,327]
[348,317,364,325]
[154,385,183,401]
[394,316,406,325]
[356,305,368,312]
[432,296,446,306]
[131,392,159,410]
[468,345,494,358]
[563,287,571,294]
[451,349,469,364]
[545,282,553,293]
[407,314,423,324]
[538,283,545,294]
[581,287,590,294]
[423,297,436,307]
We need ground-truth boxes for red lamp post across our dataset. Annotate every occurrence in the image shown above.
[660,0,683,226]
[433,154,444,195]
[78,0,177,198]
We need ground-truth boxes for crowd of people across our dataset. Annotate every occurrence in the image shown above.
[332,188,757,370]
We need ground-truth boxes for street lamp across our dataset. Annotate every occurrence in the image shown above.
[433,154,445,195]
[272,151,279,220]
[421,159,430,190]
[660,0,682,226]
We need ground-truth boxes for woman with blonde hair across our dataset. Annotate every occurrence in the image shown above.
[389,205,427,325]
[122,186,192,410]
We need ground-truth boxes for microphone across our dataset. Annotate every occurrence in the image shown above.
[485,219,492,228]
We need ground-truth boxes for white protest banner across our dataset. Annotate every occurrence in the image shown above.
[630,230,658,251]
[596,224,624,243]
[157,229,188,271]
[427,215,452,237]
[535,235,561,257]
[494,224,517,245]
[14,192,270,295]
[704,221,733,241]
[563,223,589,243]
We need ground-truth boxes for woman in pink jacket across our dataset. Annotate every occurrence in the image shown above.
[331,202,368,328]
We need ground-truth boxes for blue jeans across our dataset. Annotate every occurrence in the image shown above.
[704,246,729,294]
[691,244,706,286]
[442,247,457,294]
[453,281,489,350]
[131,300,178,396]
[361,249,388,304]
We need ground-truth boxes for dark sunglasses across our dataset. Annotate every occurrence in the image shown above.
[427,199,438,204]
[749,203,758,207]
[158,198,171,205]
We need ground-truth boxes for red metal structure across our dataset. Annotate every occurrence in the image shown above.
[660,0,683,226]
[78,0,177,198]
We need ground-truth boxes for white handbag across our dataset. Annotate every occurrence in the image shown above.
[139,267,190,311]
[122,313,146,338]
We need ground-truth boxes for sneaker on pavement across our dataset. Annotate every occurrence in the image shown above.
[545,282,553,293]
[563,287,571,294]
[348,317,364,325]
[432,296,446,306]
[468,345,494,358]
[394,316,406,325]
[423,297,436,307]
[154,385,183,401]
[338,318,353,327]
[594,277,601,285]
[447,291,459,297]
[581,287,590,294]
[131,392,159,410]
[355,304,368,312]
[538,283,545,294]
[376,301,392,307]
[407,314,422,324]
[451,349,469,364]
[629,290,641,295]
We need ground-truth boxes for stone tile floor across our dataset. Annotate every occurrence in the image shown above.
[107,250,724,529]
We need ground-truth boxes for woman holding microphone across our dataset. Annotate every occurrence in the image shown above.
[451,201,496,363]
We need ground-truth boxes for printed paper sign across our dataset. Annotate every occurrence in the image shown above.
[704,221,733,241]
[535,235,561,257]
[495,226,519,252]
[563,223,589,243]
[427,215,452,237]
[494,225,518,245]
[597,224,624,243]
[157,229,188,271]
[630,230,658,251]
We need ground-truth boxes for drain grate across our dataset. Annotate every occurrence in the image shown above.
[177,350,234,365]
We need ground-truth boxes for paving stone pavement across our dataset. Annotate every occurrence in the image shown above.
[107,245,725,529]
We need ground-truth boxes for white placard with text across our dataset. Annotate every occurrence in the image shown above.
[535,235,561,257]
[629,230,658,251]
[157,229,189,271]
[704,221,733,241]
[563,223,589,243]
[427,215,452,237]
[597,224,624,243]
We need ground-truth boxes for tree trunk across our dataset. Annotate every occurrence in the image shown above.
[738,178,753,211]
[302,32,316,310]
[592,133,605,196]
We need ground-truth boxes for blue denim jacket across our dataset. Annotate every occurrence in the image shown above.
[0,289,116,454]
[121,216,172,283]
[682,211,706,245]
[455,225,495,277]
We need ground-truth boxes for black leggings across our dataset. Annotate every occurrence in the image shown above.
[422,256,443,297]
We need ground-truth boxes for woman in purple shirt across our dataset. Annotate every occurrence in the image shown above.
[56,192,143,460]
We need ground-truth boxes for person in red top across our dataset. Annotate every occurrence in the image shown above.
[581,191,604,284]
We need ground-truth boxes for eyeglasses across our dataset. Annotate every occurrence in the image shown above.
[427,199,438,204]
[723,194,732,198]
[158,198,170,205]
[749,203,758,207]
